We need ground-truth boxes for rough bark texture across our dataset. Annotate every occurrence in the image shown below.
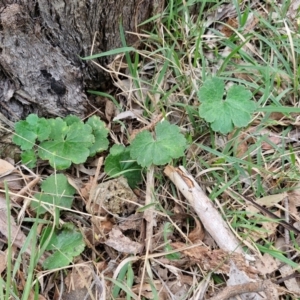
[0,0,161,122]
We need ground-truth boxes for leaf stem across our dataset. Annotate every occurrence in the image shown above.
[139,165,155,298]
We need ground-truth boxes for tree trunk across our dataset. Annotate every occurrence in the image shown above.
[0,0,163,122]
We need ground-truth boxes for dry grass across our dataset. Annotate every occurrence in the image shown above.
[1,0,300,299]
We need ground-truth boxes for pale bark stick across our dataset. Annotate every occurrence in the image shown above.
[163,165,276,300]
[208,279,278,300]
[139,165,156,298]
[144,165,155,251]
[164,165,243,253]
[15,175,41,225]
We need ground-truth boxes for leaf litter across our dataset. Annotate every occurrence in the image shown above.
[3,1,300,299]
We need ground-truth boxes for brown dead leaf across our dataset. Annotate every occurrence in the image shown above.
[0,159,23,191]
[221,18,238,37]
[0,195,30,254]
[287,0,300,21]
[130,113,163,141]
[0,250,7,273]
[92,218,114,242]
[95,261,108,273]
[0,158,14,175]
[82,218,114,246]
[167,278,191,299]
[188,218,204,243]
[234,127,284,156]
[171,242,259,278]
[279,264,300,294]
[105,226,143,254]
[228,130,248,158]
[275,237,300,294]
[80,177,93,200]
[118,213,143,231]
[245,205,280,241]
[65,264,93,290]
[269,112,285,121]
[113,109,143,121]
[250,127,282,150]
[288,183,300,215]
[0,173,23,190]
[256,193,287,207]
[105,99,115,121]
[132,281,167,300]
[255,253,278,275]
[75,164,96,176]
[28,293,47,300]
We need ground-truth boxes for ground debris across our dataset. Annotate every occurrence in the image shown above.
[172,242,259,279]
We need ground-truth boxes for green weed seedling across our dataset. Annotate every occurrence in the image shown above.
[111,261,135,299]
[31,173,75,217]
[129,120,187,167]
[163,222,180,260]
[13,114,109,170]
[40,223,85,270]
[12,114,109,270]
[104,144,143,188]
[198,77,256,134]
[104,120,187,185]
[26,174,84,270]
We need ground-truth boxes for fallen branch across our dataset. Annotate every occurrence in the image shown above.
[164,165,242,253]
[139,165,156,298]
[164,165,278,300]
[208,279,278,300]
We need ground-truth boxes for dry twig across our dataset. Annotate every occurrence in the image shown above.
[164,165,279,300]
[208,279,278,300]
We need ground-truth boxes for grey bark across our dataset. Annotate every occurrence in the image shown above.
[0,0,160,122]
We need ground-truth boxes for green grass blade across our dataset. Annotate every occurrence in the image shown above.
[4,182,12,300]
[257,244,300,269]
[257,106,300,113]
[21,232,37,300]
[87,90,121,110]
[81,47,135,60]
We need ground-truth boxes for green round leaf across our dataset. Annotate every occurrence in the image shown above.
[198,78,256,134]
[130,121,187,167]
[38,122,94,170]
[42,226,85,270]
[31,174,75,214]
[21,149,37,168]
[86,116,109,156]
[105,144,142,187]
